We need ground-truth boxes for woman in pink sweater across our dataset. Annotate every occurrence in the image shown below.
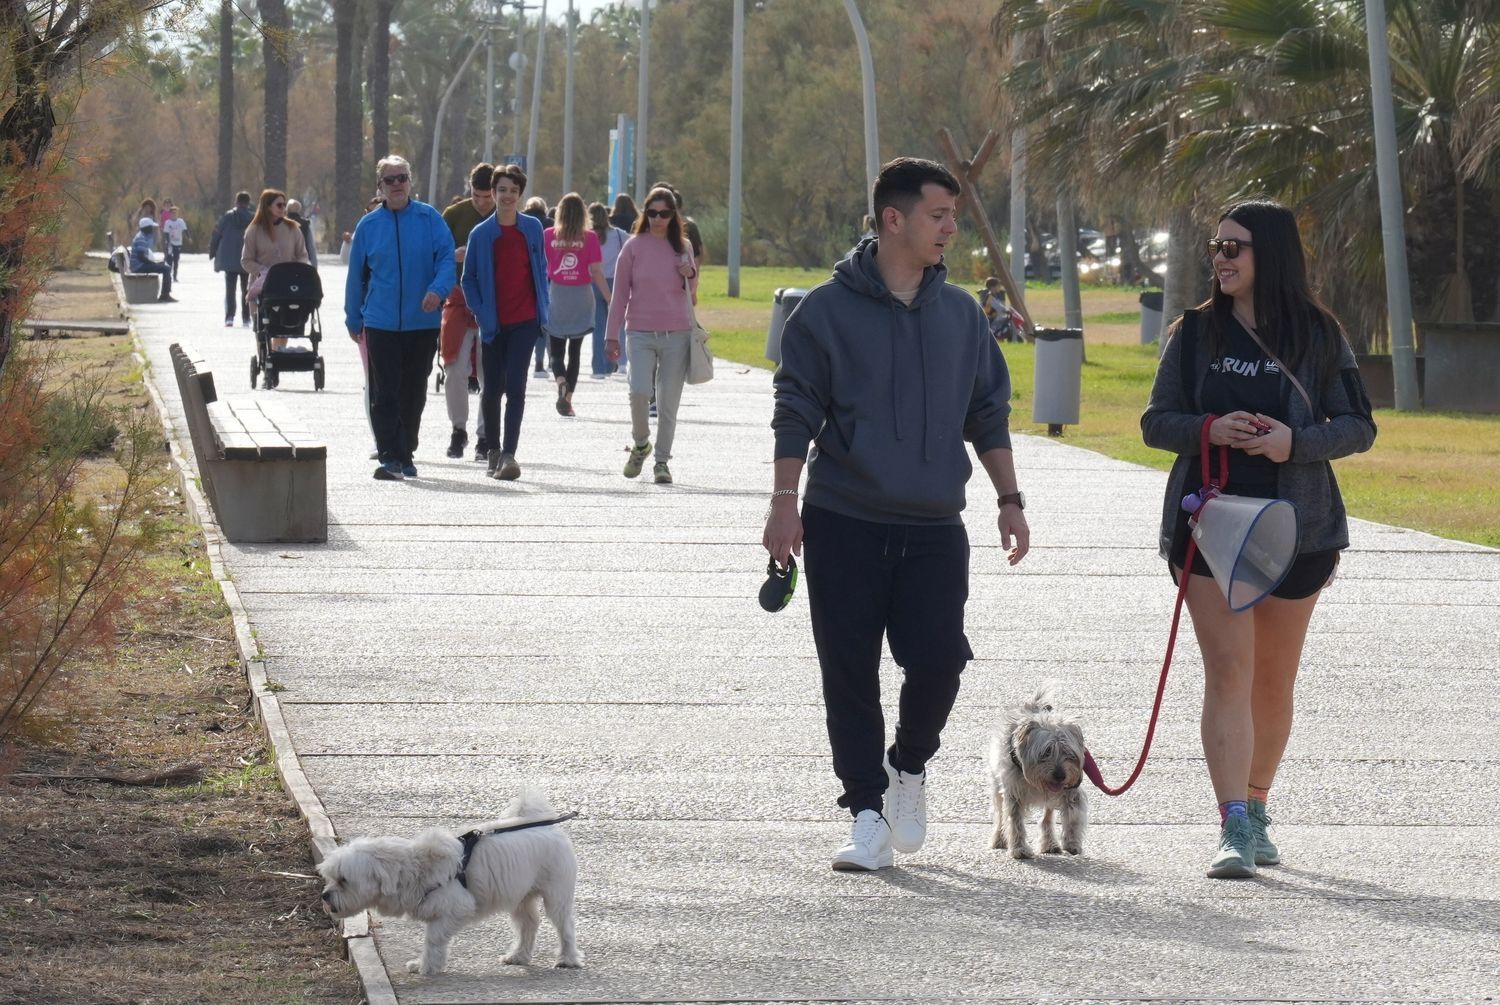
[605,187,698,484]
[241,188,310,350]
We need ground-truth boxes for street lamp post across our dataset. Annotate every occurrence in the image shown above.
[562,0,575,192]
[841,0,879,215]
[727,0,744,297]
[635,0,651,203]
[1364,0,1420,410]
[527,0,547,176]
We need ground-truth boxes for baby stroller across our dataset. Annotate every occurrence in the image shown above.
[250,261,325,390]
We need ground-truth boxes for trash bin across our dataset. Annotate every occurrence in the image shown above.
[765,287,808,365]
[1032,327,1083,435]
[1139,289,1164,344]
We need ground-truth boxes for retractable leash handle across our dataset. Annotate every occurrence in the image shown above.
[1084,415,1220,796]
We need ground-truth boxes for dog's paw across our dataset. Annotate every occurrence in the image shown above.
[1042,843,1064,855]
[1063,844,1083,856]
[502,952,533,967]
[555,954,585,969]
[989,830,1007,850]
[406,958,442,976]
[1009,845,1035,860]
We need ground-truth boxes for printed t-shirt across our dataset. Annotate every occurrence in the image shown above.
[493,224,537,326]
[163,218,188,247]
[543,228,601,286]
[1202,316,1284,486]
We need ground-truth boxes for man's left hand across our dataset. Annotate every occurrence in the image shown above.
[421,291,441,313]
[998,505,1030,566]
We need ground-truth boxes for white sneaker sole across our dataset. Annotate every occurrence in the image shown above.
[890,828,926,855]
[831,849,893,872]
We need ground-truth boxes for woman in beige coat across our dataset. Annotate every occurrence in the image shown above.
[241,188,310,349]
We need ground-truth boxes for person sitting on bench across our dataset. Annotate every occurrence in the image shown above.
[129,218,178,303]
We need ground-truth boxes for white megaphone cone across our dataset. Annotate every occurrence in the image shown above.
[1182,490,1300,611]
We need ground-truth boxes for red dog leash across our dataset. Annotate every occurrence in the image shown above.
[1084,416,1225,795]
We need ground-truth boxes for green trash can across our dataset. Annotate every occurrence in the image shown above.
[1032,327,1083,435]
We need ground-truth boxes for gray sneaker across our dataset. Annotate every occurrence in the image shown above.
[1207,814,1258,879]
[496,452,521,481]
[653,461,672,484]
[623,440,652,478]
[1248,799,1280,866]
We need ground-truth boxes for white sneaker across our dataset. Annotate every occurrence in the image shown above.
[884,757,927,853]
[831,809,893,872]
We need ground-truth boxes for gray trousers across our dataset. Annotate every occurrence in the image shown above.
[444,326,485,440]
[626,329,691,463]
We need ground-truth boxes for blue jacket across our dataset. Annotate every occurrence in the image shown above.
[129,229,158,271]
[460,211,550,340]
[344,199,456,334]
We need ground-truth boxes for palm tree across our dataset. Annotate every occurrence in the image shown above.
[218,0,235,210]
[259,0,292,190]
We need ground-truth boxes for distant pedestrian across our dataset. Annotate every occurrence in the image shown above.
[1142,198,1376,879]
[605,186,699,485]
[440,163,495,460]
[241,188,310,350]
[652,182,703,263]
[209,191,254,327]
[460,163,550,482]
[609,192,638,233]
[129,218,177,302]
[523,196,552,374]
[543,193,611,417]
[162,211,188,280]
[587,202,629,378]
[285,199,318,268]
[344,156,456,481]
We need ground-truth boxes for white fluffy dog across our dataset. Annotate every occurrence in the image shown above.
[987,689,1089,858]
[317,790,583,975]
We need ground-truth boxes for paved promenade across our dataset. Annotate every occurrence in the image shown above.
[131,256,1498,1003]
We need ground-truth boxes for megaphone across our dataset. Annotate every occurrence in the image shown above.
[1181,489,1299,611]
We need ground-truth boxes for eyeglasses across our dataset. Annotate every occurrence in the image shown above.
[1206,238,1252,259]
[645,209,673,220]
[273,202,287,208]
[381,173,410,186]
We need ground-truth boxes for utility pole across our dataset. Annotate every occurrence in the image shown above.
[727,0,744,297]
[562,0,575,193]
[526,0,547,177]
[1365,0,1420,409]
[634,0,651,203]
[841,0,879,215]
[510,10,526,159]
[484,0,496,161]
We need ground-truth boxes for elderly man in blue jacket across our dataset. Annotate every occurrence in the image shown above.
[345,156,457,481]
[129,218,177,302]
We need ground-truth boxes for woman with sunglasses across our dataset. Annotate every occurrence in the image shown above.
[604,186,699,484]
[241,188,311,355]
[1142,199,1376,879]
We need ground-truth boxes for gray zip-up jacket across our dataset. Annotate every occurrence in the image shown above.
[1141,309,1377,557]
[772,238,1013,524]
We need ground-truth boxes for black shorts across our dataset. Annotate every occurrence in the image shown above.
[1169,489,1339,601]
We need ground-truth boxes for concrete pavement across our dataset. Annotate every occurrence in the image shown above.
[130,255,1499,1003]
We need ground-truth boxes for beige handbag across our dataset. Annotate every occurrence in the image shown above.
[681,251,714,384]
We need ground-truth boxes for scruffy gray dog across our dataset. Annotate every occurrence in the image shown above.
[988,688,1089,858]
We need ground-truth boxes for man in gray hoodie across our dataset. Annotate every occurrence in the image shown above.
[764,157,1030,871]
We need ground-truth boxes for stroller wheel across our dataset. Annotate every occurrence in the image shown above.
[313,358,325,391]
[250,356,259,389]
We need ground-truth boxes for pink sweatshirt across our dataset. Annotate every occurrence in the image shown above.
[605,232,698,342]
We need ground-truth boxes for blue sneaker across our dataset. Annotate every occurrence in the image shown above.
[1207,815,1258,879]
[401,462,418,478]
[1249,799,1280,866]
[374,461,404,481]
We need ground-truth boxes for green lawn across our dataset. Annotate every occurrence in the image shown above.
[698,266,1500,549]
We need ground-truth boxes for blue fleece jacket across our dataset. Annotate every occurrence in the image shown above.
[129,229,158,271]
[344,199,456,334]
[772,238,1014,524]
[460,211,550,339]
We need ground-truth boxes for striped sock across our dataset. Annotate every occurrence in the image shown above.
[1219,799,1249,825]
[1248,784,1270,807]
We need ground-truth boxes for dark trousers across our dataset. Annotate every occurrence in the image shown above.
[549,336,582,393]
[366,327,439,464]
[481,318,542,456]
[223,270,249,322]
[137,260,172,296]
[167,244,183,279]
[802,504,974,816]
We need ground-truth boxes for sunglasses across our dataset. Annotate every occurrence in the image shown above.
[1206,238,1252,259]
[381,173,410,185]
[645,209,674,220]
[273,201,286,208]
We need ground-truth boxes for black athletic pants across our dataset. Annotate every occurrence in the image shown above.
[365,327,439,465]
[802,504,974,817]
[224,270,249,322]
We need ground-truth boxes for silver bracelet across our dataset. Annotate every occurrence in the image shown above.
[769,488,798,500]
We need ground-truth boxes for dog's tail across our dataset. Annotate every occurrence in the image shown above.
[500,787,557,823]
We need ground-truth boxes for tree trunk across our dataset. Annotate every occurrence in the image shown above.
[1161,204,1199,344]
[369,0,398,168]
[1056,191,1083,330]
[333,0,363,245]
[259,0,291,191]
[217,0,234,210]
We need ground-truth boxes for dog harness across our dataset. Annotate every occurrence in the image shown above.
[453,812,579,888]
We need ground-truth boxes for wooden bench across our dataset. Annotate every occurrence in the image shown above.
[20,318,131,339]
[111,246,161,304]
[169,343,327,543]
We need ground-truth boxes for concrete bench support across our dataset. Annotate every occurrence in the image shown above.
[169,343,327,543]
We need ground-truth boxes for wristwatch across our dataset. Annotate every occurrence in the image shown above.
[998,491,1025,511]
